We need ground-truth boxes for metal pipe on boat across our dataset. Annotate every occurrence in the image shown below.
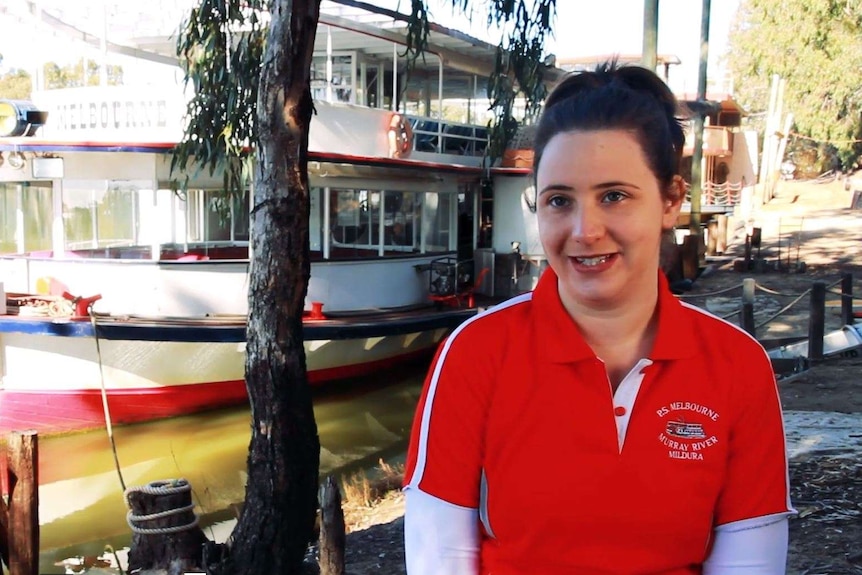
[326,25,333,103]
[392,42,397,112]
[438,57,443,151]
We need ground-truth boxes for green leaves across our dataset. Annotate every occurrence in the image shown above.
[171,0,265,197]
[729,0,862,168]
[404,0,556,166]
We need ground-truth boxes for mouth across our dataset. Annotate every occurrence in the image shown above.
[571,254,615,267]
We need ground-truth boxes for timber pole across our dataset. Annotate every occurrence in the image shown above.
[683,0,711,278]
[6,431,39,575]
[841,272,854,326]
[688,0,711,238]
[319,476,346,575]
[642,0,659,72]
[808,281,826,361]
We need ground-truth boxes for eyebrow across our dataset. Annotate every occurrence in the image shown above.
[537,181,640,196]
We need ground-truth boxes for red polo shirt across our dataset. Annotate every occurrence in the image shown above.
[404,269,792,574]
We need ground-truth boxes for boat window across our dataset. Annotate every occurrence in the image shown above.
[383,191,420,252]
[310,186,323,253]
[423,191,455,253]
[329,188,377,255]
[311,53,355,104]
[186,189,250,244]
[0,182,53,254]
[62,180,141,252]
[326,187,447,259]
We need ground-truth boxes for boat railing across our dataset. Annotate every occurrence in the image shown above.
[684,180,744,206]
[408,116,488,157]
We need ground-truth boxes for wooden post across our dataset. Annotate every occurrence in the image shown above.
[841,272,854,325]
[740,303,756,337]
[0,456,8,574]
[715,214,728,254]
[682,234,701,280]
[742,278,755,305]
[319,476,345,575]
[740,278,756,337]
[126,479,208,574]
[808,281,826,360]
[6,431,39,575]
[743,235,752,271]
[706,220,718,256]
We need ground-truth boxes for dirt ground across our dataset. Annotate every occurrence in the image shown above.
[311,179,862,575]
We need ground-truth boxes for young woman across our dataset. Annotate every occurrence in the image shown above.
[403,62,794,574]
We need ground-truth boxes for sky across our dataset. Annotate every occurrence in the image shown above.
[417,0,742,94]
[0,0,742,94]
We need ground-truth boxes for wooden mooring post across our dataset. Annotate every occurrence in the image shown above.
[1,430,39,575]
[125,479,208,574]
[841,272,854,326]
[808,281,826,360]
[740,278,756,337]
[319,476,346,575]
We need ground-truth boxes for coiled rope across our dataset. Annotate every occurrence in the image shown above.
[124,479,199,535]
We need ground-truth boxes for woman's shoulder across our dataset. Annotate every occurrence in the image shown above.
[678,300,768,356]
[448,292,535,343]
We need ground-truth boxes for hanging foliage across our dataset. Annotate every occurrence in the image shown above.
[404,0,557,164]
[171,0,266,196]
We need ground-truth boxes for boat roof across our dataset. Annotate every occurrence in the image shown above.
[0,138,531,176]
[3,0,564,84]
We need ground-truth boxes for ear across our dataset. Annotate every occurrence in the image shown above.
[660,176,685,230]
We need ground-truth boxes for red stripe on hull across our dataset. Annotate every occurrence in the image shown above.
[306,346,433,383]
[0,347,434,436]
[0,380,248,436]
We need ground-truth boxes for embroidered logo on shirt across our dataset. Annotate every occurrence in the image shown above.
[665,420,706,439]
[655,401,720,461]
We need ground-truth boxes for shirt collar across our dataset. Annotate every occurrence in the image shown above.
[531,268,698,363]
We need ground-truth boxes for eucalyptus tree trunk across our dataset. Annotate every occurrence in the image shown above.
[224,1,322,573]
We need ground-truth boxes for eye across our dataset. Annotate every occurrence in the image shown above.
[547,195,571,208]
[601,189,627,203]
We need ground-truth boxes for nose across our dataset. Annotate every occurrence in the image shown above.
[571,204,604,244]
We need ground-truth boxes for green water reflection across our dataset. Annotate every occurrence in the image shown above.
[37,363,426,573]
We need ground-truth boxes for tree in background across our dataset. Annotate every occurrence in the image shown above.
[0,68,31,100]
[727,0,862,169]
[172,1,556,573]
[43,58,124,89]
[0,56,125,100]
[0,53,32,99]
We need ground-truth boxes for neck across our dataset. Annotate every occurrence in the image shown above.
[560,279,660,364]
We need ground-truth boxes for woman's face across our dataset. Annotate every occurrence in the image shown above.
[536,129,682,312]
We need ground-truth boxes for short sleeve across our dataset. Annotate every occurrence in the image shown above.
[404,322,497,508]
[714,344,794,525]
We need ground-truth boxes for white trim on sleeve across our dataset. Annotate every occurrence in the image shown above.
[404,488,480,575]
[703,515,789,574]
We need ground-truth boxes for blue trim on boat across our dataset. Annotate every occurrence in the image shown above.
[0,308,475,342]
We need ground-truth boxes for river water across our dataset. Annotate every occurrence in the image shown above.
[36,361,428,573]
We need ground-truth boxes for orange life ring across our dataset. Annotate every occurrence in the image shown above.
[388,113,413,159]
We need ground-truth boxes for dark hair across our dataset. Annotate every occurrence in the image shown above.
[533,60,685,200]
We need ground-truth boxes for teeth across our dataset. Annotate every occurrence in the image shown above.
[576,255,609,266]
